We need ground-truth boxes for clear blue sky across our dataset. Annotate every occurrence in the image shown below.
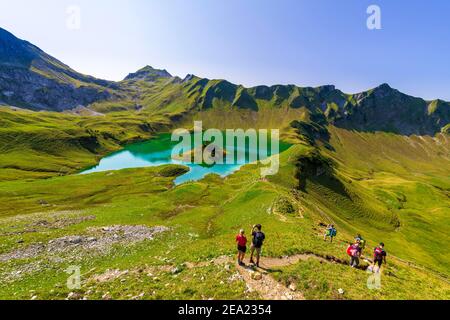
[1,0,449,100]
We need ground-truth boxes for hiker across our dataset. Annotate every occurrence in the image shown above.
[347,241,361,268]
[249,224,265,268]
[372,243,387,272]
[235,229,248,266]
[355,234,366,253]
[324,224,337,243]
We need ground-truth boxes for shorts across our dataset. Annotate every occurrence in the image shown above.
[251,245,262,255]
[238,245,247,253]
[374,259,383,267]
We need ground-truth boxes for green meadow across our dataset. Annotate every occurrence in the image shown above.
[0,106,449,300]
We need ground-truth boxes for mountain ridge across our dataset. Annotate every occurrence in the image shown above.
[0,27,123,111]
[124,65,172,82]
[0,27,449,135]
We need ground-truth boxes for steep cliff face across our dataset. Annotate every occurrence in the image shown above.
[0,27,121,111]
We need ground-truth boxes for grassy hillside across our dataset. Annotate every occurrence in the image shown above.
[0,107,176,180]
[0,26,449,300]
[0,107,449,299]
[89,75,449,136]
[317,127,450,274]
[0,143,448,300]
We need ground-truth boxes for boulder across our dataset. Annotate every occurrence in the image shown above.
[251,272,263,281]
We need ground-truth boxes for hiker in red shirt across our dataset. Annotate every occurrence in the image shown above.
[236,229,248,266]
[347,240,362,268]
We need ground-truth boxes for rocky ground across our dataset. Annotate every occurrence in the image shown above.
[0,223,170,283]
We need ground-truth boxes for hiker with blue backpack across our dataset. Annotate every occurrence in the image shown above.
[249,224,265,268]
[324,224,337,243]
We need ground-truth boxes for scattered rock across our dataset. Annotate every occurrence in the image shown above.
[284,293,294,300]
[37,200,49,206]
[0,225,170,263]
[92,269,129,283]
[228,273,244,283]
[288,283,297,292]
[69,236,83,244]
[102,293,112,300]
[251,272,263,281]
[67,292,82,300]
[171,267,180,275]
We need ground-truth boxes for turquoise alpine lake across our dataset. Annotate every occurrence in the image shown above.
[81,133,290,184]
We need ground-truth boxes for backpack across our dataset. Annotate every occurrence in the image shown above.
[374,247,384,259]
[346,245,353,256]
[330,228,337,237]
[352,246,361,257]
[359,239,366,249]
[253,232,265,247]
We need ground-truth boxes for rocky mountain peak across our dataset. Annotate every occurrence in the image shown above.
[124,65,172,81]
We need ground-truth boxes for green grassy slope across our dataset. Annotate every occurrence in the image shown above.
[0,107,174,181]
[0,145,448,300]
[313,127,450,274]
[0,98,449,300]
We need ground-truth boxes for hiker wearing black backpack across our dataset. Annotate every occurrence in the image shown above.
[372,243,387,272]
[249,224,265,268]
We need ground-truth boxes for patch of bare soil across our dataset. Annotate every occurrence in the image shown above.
[259,254,327,268]
[237,265,304,300]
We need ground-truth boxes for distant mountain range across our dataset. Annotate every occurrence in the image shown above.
[0,27,449,135]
